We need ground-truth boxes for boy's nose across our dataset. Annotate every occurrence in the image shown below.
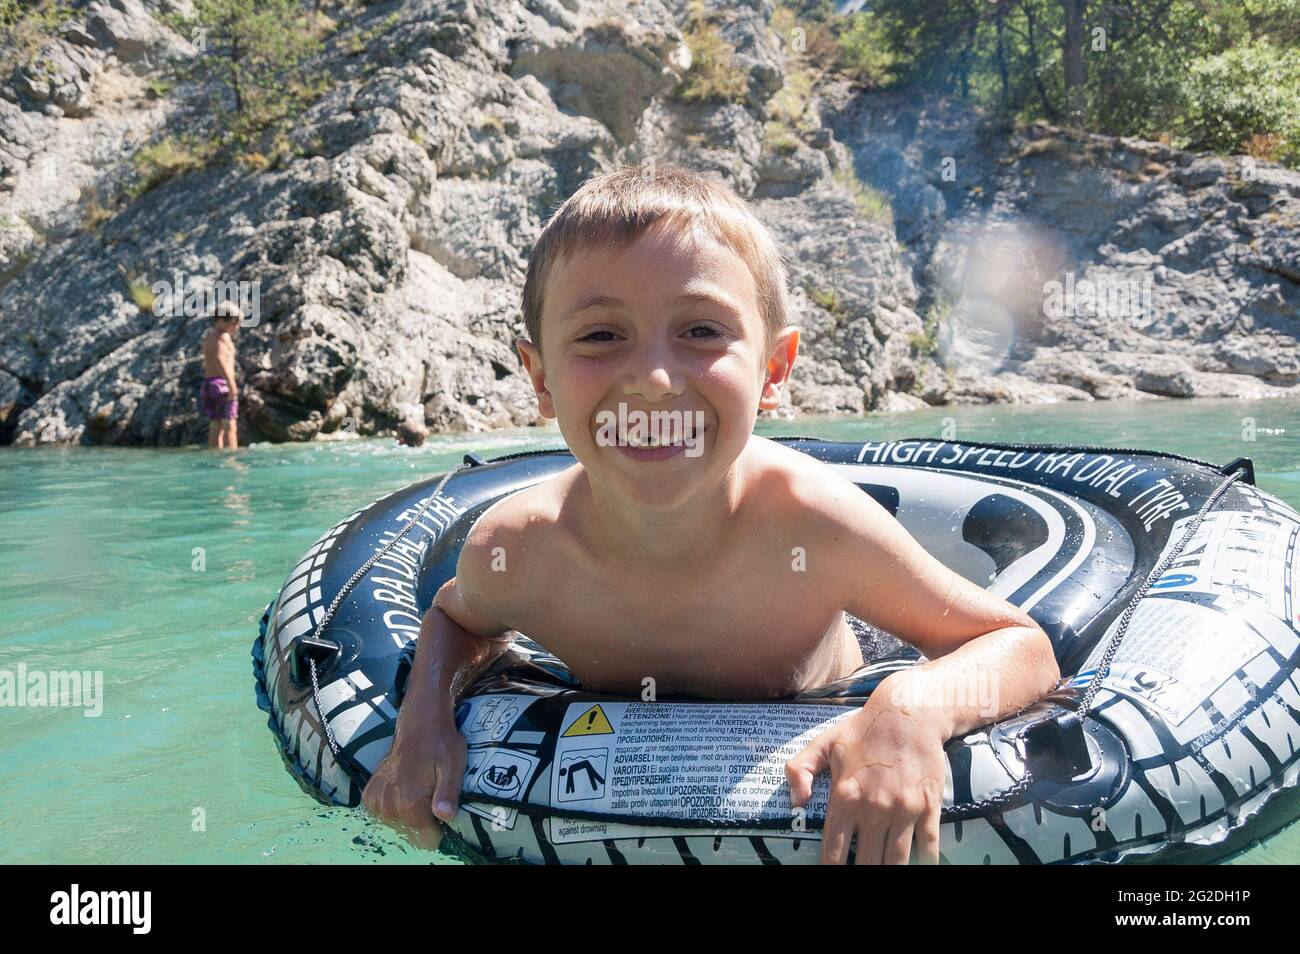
[621,344,683,401]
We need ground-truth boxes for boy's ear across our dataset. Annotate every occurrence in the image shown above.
[514,336,556,420]
[759,326,799,413]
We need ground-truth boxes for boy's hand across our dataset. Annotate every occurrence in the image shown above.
[786,679,947,865]
[361,714,466,852]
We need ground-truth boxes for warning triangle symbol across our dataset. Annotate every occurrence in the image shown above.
[562,704,615,737]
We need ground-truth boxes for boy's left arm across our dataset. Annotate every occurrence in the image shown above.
[785,476,1061,865]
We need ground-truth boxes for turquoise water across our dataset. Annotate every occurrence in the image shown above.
[2,397,1299,864]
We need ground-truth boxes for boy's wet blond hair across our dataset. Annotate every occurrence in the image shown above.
[521,164,791,355]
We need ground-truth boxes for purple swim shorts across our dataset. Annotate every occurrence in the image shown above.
[200,377,238,421]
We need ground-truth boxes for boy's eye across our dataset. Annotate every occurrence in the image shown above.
[577,326,723,342]
[686,325,723,339]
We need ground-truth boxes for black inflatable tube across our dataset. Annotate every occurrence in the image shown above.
[253,437,1300,864]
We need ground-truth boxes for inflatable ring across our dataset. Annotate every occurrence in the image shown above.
[251,437,1300,864]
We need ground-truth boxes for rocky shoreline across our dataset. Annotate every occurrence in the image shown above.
[1,0,1296,447]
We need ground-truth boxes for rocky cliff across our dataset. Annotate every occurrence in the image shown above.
[1,0,1296,447]
[828,89,1300,405]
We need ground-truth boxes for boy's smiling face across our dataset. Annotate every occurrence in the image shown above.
[517,221,798,509]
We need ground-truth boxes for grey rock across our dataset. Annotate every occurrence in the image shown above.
[946,371,1094,406]
[753,140,828,197]
[1,0,1296,446]
[10,39,102,117]
[0,98,45,178]
[827,90,1300,402]
[874,390,929,413]
[758,182,928,415]
[0,366,32,440]
[0,214,38,284]
[86,0,184,66]
[59,22,101,49]
[510,12,683,146]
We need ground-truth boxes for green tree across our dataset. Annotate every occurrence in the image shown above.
[805,0,1300,165]
[181,0,326,144]
[1183,40,1300,162]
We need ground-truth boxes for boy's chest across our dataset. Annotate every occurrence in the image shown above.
[513,544,858,697]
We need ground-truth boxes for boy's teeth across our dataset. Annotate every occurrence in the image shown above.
[615,423,706,447]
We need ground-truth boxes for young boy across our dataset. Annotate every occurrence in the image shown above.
[200,301,241,449]
[363,165,1060,864]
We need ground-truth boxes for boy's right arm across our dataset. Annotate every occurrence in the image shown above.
[361,549,516,848]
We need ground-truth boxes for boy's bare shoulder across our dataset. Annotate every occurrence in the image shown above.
[742,436,904,574]
[745,435,866,519]
[462,473,568,551]
[444,467,576,632]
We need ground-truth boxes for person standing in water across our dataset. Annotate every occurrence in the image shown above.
[396,418,429,447]
[200,301,241,449]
